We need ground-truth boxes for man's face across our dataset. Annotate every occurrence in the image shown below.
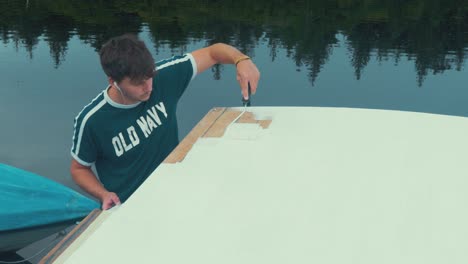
[116,77,153,103]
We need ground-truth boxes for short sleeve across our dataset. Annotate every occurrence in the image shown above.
[71,114,97,167]
[155,53,197,100]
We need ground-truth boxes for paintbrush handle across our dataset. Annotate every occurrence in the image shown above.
[242,82,252,107]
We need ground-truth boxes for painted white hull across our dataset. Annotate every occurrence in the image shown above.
[49,107,468,264]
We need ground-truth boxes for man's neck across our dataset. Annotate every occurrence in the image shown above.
[107,85,134,105]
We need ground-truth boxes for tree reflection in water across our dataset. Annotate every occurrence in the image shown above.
[1,0,467,86]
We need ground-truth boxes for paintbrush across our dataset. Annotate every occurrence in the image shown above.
[242,82,252,108]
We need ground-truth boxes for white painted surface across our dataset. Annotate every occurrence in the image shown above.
[61,107,468,264]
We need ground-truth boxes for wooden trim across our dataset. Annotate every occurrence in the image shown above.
[39,209,102,264]
[202,110,241,137]
[203,109,272,137]
[164,107,272,163]
[258,120,272,129]
[163,107,226,163]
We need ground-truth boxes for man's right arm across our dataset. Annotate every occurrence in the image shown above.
[70,159,121,210]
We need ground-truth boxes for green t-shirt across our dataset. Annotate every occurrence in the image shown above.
[71,54,197,202]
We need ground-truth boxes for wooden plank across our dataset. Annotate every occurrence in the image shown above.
[202,110,240,137]
[163,107,226,163]
[39,209,102,264]
[165,108,271,163]
[236,111,272,128]
[203,109,272,137]
[258,120,272,129]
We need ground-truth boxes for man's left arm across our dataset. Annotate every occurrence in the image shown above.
[191,43,260,100]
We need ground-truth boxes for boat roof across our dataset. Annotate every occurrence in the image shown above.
[50,107,468,263]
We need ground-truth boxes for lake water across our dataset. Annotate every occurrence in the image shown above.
[1,0,468,262]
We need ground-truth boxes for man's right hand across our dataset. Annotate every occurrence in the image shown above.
[101,191,121,210]
[70,159,121,211]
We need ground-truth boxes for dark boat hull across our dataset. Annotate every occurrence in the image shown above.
[0,218,78,254]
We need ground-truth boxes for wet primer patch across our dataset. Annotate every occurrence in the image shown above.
[164,107,272,163]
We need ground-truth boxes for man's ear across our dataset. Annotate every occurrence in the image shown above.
[107,77,114,85]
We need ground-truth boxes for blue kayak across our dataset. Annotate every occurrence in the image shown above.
[0,163,99,253]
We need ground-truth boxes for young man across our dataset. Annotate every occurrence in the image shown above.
[70,34,260,210]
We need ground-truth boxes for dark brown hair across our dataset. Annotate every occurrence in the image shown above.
[99,34,155,83]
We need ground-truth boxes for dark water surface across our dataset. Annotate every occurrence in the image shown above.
[2,0,468,261]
